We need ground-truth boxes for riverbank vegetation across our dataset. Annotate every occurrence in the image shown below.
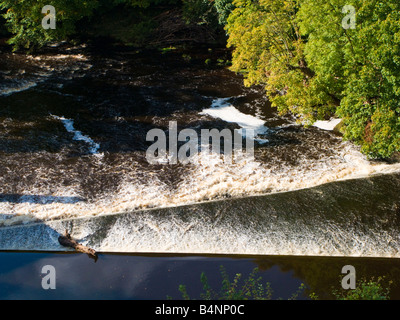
[1,0,399,159]
[171,266,392,300]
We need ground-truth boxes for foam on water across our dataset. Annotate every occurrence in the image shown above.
[1,135,399,228]
[1,172,400,257]
[0,81,38,97]
[1,51,400,236]
[0,51,92,97]
[201,97,269,143]
[313,119,342,131]
[51,115,102,155]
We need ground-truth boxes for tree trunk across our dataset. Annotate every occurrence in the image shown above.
[58,230,97,261]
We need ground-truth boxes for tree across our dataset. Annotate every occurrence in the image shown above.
[181,0,233,31]
[226,0,333,126]
[226,0,400,159]
[214,0,235,25]
[0,0,100,50]
[1,0,228,50]
[298,0,400,158]
[0,0,170,50]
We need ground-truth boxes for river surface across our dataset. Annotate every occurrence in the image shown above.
[1,43,399,228]
[1,43,400,300]
[1,252,400,300]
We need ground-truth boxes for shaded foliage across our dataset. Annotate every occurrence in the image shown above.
[0,0,229,50]
[0,0,99,50]
[176,266,306,300]
[171,266,391,300]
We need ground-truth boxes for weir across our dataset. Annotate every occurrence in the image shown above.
[1,172,399,258]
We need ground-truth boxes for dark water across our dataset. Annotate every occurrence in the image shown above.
[0,252,399,300]
[1,43,396,227]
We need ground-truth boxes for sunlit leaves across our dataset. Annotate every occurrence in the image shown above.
[226,0,400,158]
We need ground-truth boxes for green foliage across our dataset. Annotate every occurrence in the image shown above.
[0,0,178,50]
[182,0,234,31]
[214,0,235,25]
[181,0,228,39]
[226,0,327,126]
[0,18,8,37]
[333,277,392,300]
[182,53,192,62]
[177,266,306,300]
[160,46,177,53]
[87,3,160,47]
[226,0,400,159]
[298,0,400,158]
[2,0,226,50]
[0,0,100,50]
[182,0,217,26]
[173,266,392,301]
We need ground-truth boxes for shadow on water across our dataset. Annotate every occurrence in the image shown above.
[0,46,275,155]
[0,251,400,300]
[0,194,86,204]
[0,85,259,155]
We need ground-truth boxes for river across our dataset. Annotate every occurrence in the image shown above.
[0,43,400,299]
[0,43,399,227]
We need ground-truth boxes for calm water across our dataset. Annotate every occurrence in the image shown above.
[0,252,399,300]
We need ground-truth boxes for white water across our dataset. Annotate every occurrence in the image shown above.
[2,50,400,258]
[2,174,400,258]
[0,50,91,97]
[313,118,342,131]
[51,115,102,155]
[201,97,269,143]
[1,78,400,227]
[1,122,399,227]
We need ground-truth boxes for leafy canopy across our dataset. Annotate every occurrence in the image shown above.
[226,0,400,158]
